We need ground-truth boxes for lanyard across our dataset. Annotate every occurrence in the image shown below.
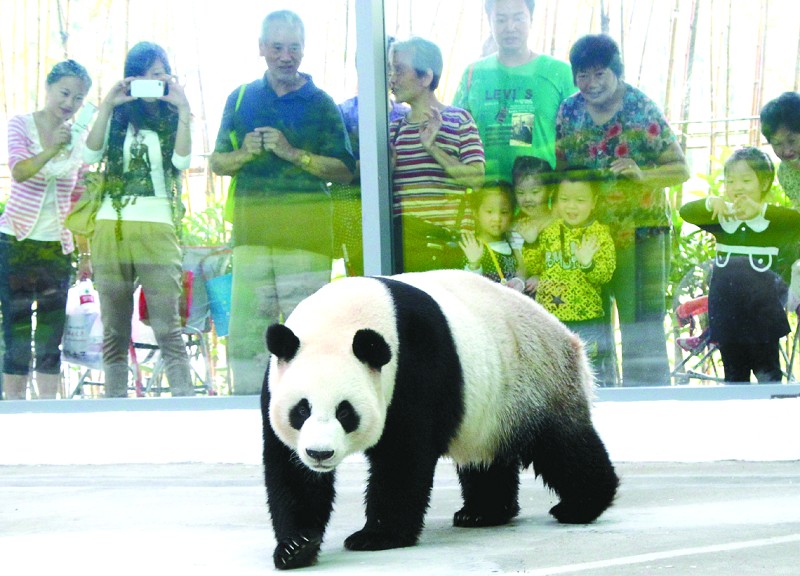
[484,242,506,282]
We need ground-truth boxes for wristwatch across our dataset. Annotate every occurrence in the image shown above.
[298,151,312,168]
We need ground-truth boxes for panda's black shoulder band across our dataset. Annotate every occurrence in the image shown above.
[352,329,392,370]
[266,324,300,361]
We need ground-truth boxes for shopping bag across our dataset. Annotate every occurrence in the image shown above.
[206,273,232,337]
[62,279,103,368]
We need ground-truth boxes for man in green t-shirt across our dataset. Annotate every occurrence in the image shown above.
[452,0,576,180]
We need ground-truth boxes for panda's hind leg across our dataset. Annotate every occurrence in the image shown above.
[529,416,619,524]
[453,461,521,527]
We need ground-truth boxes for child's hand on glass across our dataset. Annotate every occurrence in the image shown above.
[575,235,600,268]
[459,231,483,269]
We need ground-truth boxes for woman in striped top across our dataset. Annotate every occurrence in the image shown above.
[1,60,93,400]
[389,36,485,272]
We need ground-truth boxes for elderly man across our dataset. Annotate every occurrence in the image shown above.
[210,10,355,394]
[452,0,575,180]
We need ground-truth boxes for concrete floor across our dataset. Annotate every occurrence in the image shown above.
[2,460,800,575]
[1,395,799,574]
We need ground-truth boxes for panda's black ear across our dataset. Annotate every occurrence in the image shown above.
[352,329,392,370]
[266,324,300,362]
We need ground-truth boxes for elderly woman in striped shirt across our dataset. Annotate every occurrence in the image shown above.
[388,36,485,272]
[1,60,93,400]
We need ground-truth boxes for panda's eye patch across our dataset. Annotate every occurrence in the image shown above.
[336,400,360,434]
[289,399,311,430]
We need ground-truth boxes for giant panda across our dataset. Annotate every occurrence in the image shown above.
[261,269,619,570]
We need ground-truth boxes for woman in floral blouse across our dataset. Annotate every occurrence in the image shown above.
[760,92,800,208]
[555,34,690,387]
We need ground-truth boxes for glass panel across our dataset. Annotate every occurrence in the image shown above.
[0,1,357,399]
[380,0,800,389]
[2,0,799,399]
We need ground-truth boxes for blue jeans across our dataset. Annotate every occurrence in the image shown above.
[0,233,71,375]
[565,317,618,388]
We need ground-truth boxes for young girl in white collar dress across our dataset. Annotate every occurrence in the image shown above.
[680,147,800,384]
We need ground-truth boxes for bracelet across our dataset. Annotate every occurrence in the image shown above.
[77,252,91,261]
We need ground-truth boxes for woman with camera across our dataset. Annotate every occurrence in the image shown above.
[84,41,194,398]
[1,60,93,400]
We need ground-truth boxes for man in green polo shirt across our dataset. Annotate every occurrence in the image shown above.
[210,10,355,394]
[453,0,576,180]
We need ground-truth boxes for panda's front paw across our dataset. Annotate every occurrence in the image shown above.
[453,503,520,527]
[344,528,418,551]
[273,533,322,570]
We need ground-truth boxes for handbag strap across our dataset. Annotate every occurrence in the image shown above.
[228,83,248,150]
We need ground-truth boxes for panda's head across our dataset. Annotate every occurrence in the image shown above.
[266,323,393,473]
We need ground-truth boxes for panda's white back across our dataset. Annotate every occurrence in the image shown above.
[394,270,595,466]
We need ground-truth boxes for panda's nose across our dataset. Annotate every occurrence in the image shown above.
[306,448,334,462]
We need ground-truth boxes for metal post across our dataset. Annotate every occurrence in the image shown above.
[355,0,394,276]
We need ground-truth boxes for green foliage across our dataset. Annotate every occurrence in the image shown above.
[668,227,716,303]
[181,200,229,247]
[766,181,793,208]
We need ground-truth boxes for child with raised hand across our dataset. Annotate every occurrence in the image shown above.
[680,147,800,384]
[459,180,526,291]
[512,155,555,246]
[524,167,617,384]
